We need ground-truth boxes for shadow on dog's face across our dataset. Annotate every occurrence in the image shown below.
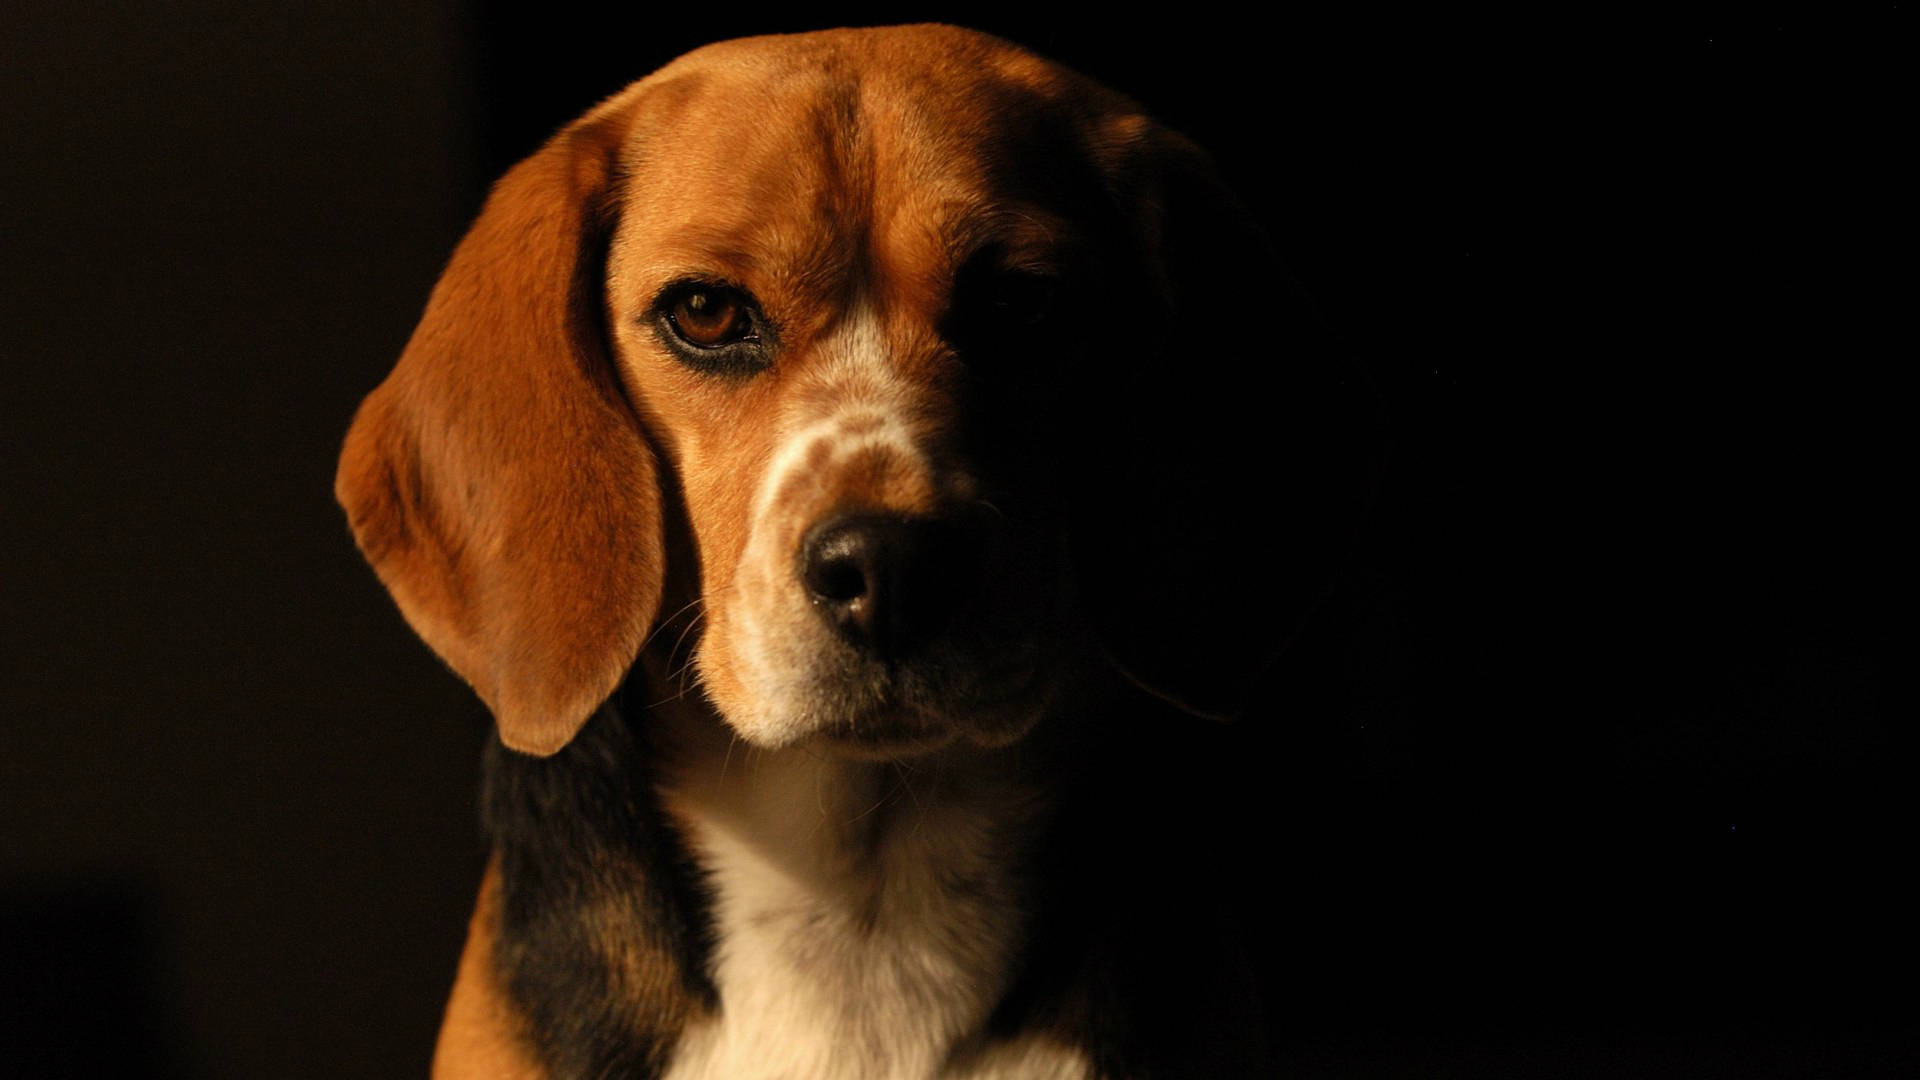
[602,39,1156,758]
[337,26,1375,761]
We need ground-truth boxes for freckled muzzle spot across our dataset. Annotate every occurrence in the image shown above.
[757,415,940,571]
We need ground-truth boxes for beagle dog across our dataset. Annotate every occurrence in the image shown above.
[339,24,1368,1079]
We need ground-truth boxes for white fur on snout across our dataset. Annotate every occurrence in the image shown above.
[748,408,923,527]
[723,307,936,747]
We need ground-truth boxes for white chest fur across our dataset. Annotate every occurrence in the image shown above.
[658,744,1090,1080]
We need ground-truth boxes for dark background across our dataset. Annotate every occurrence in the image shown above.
[2,3,1899,1077]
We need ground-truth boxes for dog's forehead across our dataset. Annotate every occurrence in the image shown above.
[607,27,1134,300]
[641,24,1104,150]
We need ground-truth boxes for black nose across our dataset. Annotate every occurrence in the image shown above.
[800,512,981,658]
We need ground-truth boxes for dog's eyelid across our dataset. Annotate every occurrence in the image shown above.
[969,249,1066,281]
[951,238,1077,303]
[649,276,760,313]
[945,260,1068,333]
[649,278,775,374]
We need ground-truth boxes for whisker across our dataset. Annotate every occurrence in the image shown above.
[892,759,927,816]
[846,788,884,825]
[642,595,707,651]
[644,652,708,709]
[665,611,707,677]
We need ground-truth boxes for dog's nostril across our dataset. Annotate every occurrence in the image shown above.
[806,546,871,605]
[800,512,981,658]
[801,519,885,631]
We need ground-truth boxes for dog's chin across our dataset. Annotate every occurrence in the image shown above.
[805,697,1051,761]
[704,608,1065,758]
[727,671,1055,761]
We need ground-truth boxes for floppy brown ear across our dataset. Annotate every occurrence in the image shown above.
[335,99,661,756]
[1075,122,1384,719]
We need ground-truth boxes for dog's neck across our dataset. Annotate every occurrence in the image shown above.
[658,715,1048,901]
[647,697,1078,1079]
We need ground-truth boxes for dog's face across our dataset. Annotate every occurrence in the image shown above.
[602,34,1143,755]
[338,26,1370,758]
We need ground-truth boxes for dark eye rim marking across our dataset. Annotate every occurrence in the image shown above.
[649,279,775,375]
[979,268,1061,327]
[942,248,1072,352]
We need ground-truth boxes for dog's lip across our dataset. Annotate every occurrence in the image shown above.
[813,721,960,759]
[803,674,1054,759]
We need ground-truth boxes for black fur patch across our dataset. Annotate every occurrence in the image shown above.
[482,676,1264,1078]
[482,684,717,1080]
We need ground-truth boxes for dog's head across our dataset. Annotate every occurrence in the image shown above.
[338,26,1374,758]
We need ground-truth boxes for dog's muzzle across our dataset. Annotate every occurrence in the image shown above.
[799,510,989,663]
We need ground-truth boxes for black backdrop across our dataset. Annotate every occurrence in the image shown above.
[2,4,1899,1077]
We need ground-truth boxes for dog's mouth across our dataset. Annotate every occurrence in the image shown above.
[791,641,1059,759]
[814,719,959,759]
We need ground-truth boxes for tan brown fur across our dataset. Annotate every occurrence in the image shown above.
[339,24,1352,1077]
[432,861,545,1079]
[337,95,663,757]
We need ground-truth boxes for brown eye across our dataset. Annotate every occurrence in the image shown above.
[653,280,773,376]
[667,285,753,348]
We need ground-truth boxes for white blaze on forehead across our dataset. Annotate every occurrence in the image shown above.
[749,305,925,524]
[724,304,931,746]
